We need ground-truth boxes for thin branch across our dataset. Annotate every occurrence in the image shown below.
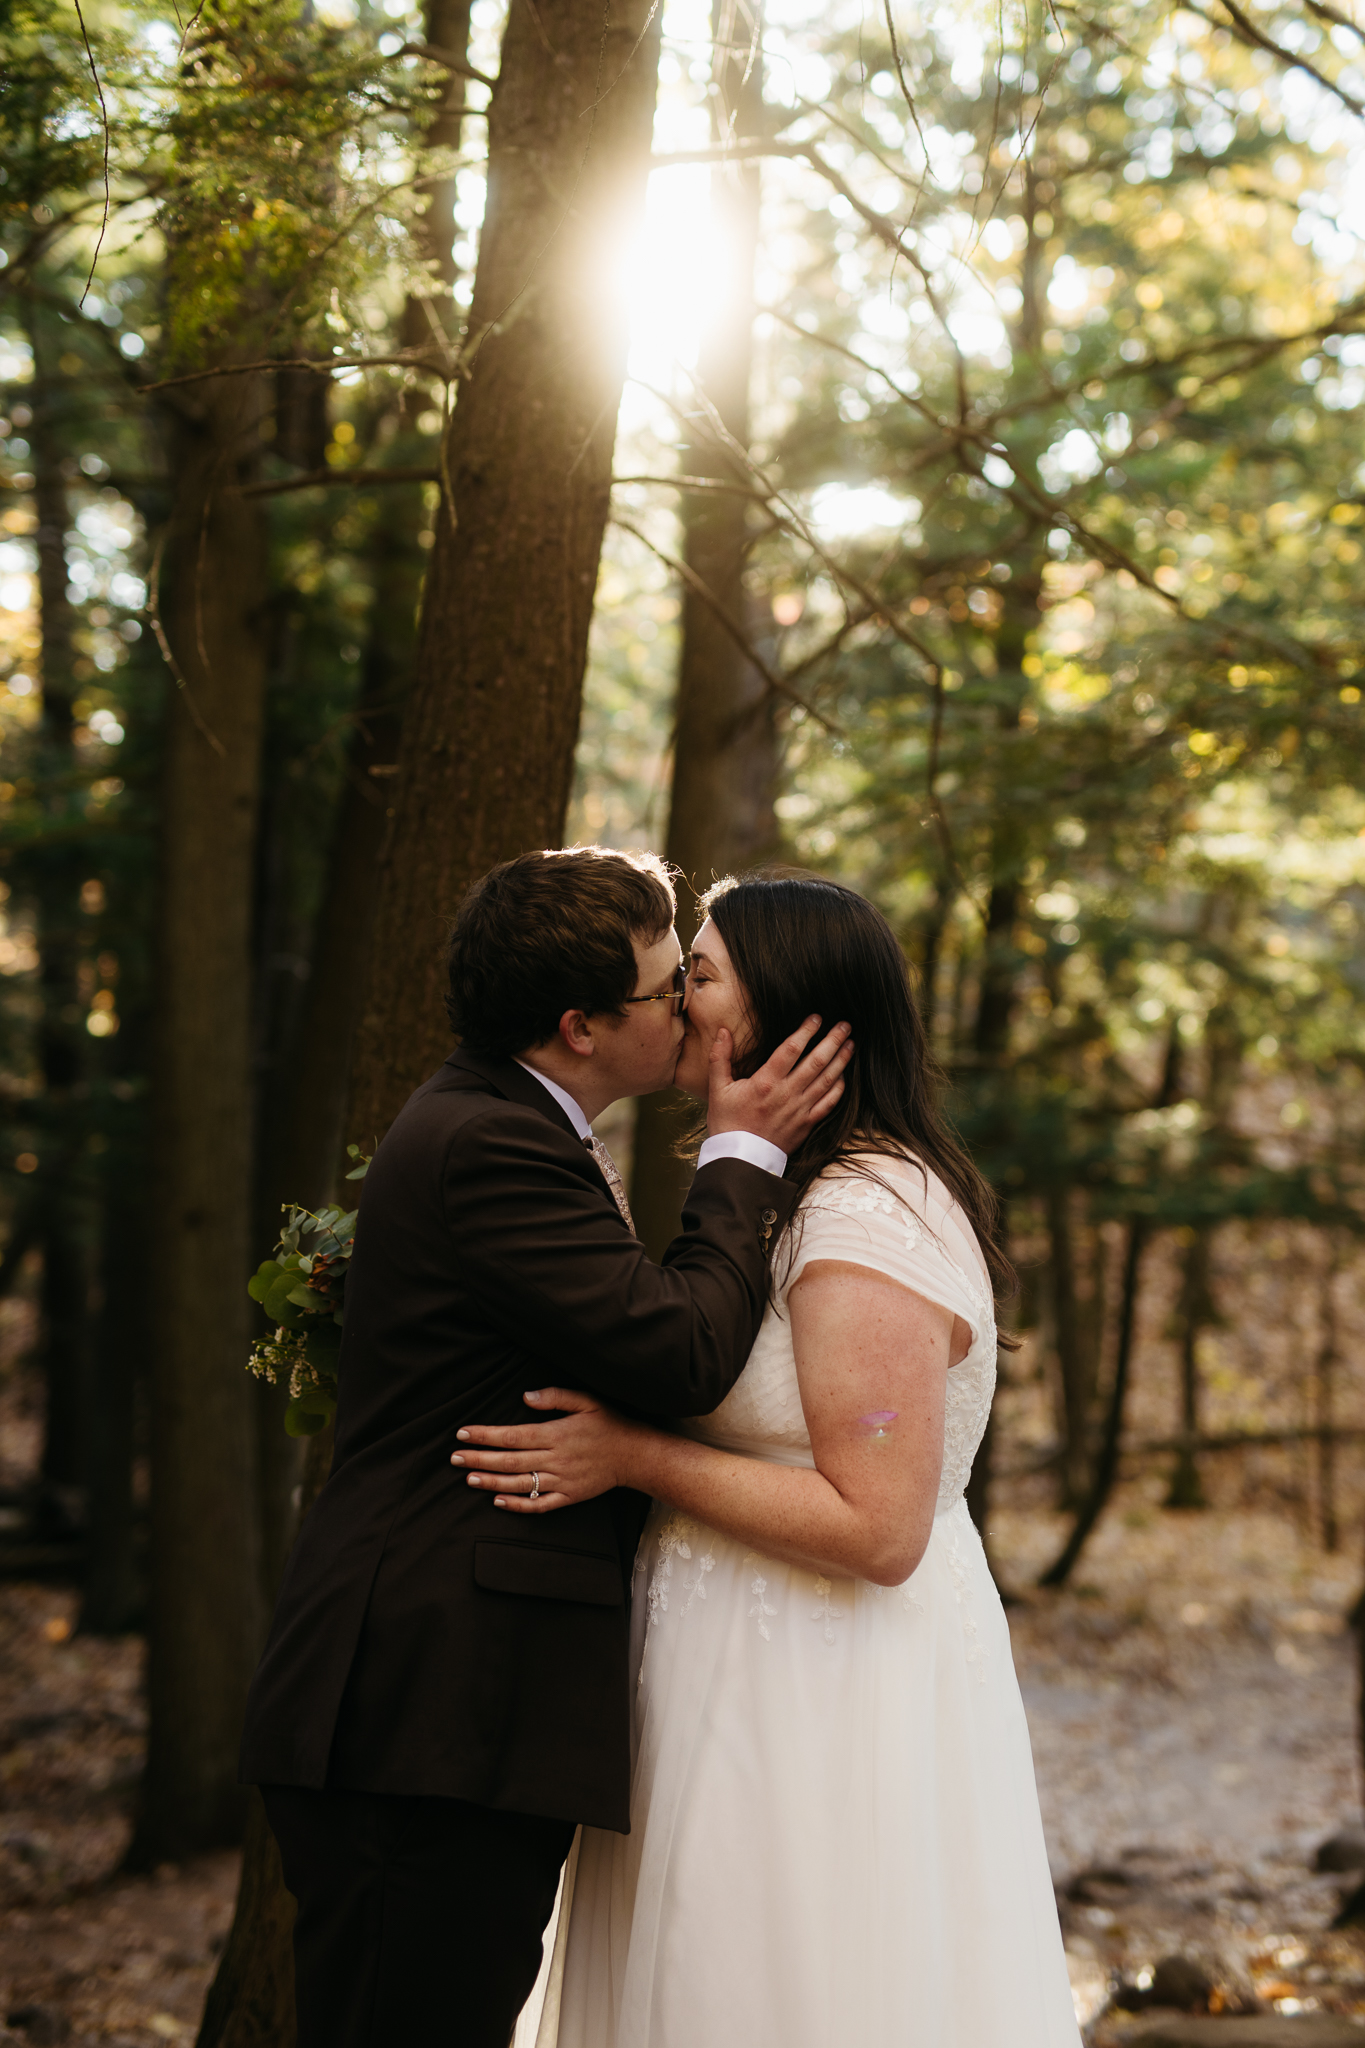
[146,528,225,759]
[143,349,451,394]
[880,0,934,205]
[1187,0,1365,113]
[763,305,941,427]
[72,0,110,309]
[609,512,842,735]
[395,39,496,86]
[924,663,988,929]
[238,464,439,498]
[1303,0,1365,40]
[579,0,663,116]
[610,471,774,500]
[661,369,946,677]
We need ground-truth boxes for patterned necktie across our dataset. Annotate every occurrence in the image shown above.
[585,1134,635,1234]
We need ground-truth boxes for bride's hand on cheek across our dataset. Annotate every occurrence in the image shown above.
[450,1386,638,1511]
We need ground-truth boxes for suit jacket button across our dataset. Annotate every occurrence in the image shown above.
[760,1207,777,1225]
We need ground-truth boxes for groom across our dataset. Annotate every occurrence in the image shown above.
[240,845,851,2048]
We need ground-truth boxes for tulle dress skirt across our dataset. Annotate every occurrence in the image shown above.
[523,1488,1080,2048]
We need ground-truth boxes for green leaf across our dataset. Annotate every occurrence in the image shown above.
[284,1401,328,1437]
[248,1258,285,1304]
[265,1275,308,1324]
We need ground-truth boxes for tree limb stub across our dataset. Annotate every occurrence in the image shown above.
[394,39,496,86]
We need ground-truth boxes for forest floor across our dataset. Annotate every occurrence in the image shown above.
[0,1482,1363,2043]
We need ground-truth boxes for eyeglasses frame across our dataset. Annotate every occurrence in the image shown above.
[622,966,688,1013]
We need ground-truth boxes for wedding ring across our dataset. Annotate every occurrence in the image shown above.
[529,1472,540,1500]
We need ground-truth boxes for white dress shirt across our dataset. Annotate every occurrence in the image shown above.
[513,1061,787,1181]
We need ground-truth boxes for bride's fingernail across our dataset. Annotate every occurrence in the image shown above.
[524,1391,541,1402]
[450,1453,464,1465]
[457,1428,471,1440]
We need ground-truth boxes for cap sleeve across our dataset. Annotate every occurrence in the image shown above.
[780,1157,995,1349]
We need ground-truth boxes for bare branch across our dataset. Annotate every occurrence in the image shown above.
[610,512,843,736]
[72,0,111,309]
[661,369,946,676]
[238,464,439,499]
[394,39,496,86]
[1183,0,1365,114]
[610,471,774,501]
[146,529,225,759]
[1303,0,1365,40]
[142,349,452,394]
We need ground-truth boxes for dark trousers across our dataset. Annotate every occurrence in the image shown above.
[262,1785,575,2048]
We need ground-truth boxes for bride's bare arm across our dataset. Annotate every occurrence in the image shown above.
[452,1260,957,1587]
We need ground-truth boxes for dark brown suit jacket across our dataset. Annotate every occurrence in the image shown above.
[239,1048,797,1832]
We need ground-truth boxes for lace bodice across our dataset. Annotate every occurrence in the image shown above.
[686,1150,997,1513]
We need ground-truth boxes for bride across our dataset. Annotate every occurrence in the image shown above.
[455,874,1081,2048]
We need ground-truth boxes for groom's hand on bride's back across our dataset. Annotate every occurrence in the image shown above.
[707,1016,853,1156]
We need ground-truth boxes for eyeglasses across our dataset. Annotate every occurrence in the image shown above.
[624,965,687,1013]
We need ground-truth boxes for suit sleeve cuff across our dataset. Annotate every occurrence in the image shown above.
[696,1132,788,1179]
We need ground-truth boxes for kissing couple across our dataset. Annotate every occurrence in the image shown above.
[241,847,1080,2048]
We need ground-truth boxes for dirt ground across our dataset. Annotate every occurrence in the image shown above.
[2,1482,1365,2044]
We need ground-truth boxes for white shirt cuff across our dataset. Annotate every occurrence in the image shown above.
[697,1131,788,1179]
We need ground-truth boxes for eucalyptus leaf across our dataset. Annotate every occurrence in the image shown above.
[248,1258,284,1304]
[284,1402,328,1438]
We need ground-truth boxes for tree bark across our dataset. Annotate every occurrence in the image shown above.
[631,0,775,1256]
[1038,1027,1181,1588]
[1045,1183,1097,1511]
[23,292,91,1528]
[1037,1218,1147,1589]
[195,1790,298,2048]
[80,1162,147,1634]
[1164,1228,1212,1511]
[1315,1232,1343,1554]
[346,0,664,1142]
[134,367,269,1862]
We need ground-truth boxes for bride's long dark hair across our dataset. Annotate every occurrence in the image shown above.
[700,872,1017,1313]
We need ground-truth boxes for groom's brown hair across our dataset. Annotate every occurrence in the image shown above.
[446,845,676,1058]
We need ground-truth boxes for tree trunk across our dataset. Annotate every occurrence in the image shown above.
[24,293,91,1529]
[251,512,415,1601]
[1039,1028,1181,1588]
[1316,1232,1342,1554]
[1037,1218,1147,1589]
[631,0,775,1256]
[195,1790,298,2048]
[251,0,468,1600]
[134,367,269,1863]
[80,1164,146,1634]
[1165,1229,1211,1511]
[346,0,665,1141]
[1045,1183,1096,1510]
[402,0,472,355]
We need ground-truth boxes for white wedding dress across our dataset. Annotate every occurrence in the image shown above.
[520,1150,1081,2048]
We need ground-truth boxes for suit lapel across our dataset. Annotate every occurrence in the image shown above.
[443,1047,582,1145]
